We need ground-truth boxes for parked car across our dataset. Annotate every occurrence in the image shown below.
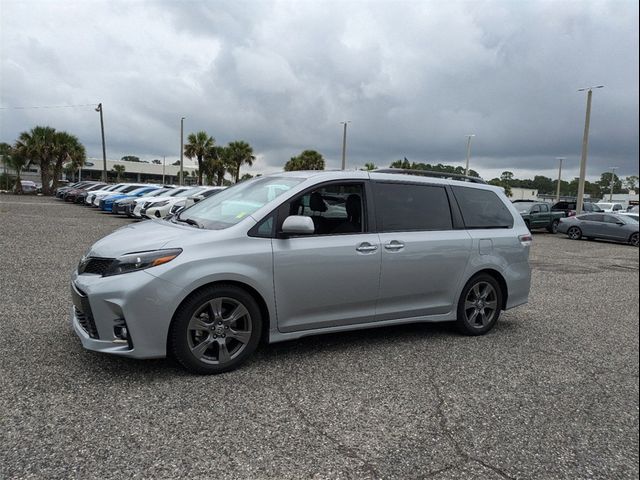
[112,187,170,215]
[557,213,639,246]
[514,201,564,233]
[56,181,88,198]
[71,170,532,374]
[99,186,161,212]
[141,186,210,219]
[63,182,106,202]
[93,184,147,207]
[131,187,192,218]
[169,186,227,215]
[551,201,603,217]
[595,202,625,213]
[16,180,38,194]
[85,184,125,205]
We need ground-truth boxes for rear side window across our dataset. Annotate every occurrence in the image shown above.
[374,183,452,232]
[452,186,514,229]
[539,204,549,212]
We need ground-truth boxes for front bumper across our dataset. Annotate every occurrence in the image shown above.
[70,269,185,359]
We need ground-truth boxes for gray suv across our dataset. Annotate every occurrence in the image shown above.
[71,170,532,374]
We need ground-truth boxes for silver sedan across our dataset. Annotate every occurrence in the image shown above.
[557,213,639,246]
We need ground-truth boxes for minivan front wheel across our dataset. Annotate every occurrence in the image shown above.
[456,275,502,336]
[170,285,262,374]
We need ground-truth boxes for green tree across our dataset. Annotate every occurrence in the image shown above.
[112,164,126,182]
[388,159,480,178]
[284,150,325,171]
[489,178,512,197]
[362,162,377,171]
[203,145,231,186]
[121,155,141,162]
[239,173,254,181]
[184,131,215,185]
[4,145,29,193]
[152,159,162,165]
[624,175,638,192]
[598,171,623,196]
[51,131,86,190]
[14,126,57,194]
[226,141,255,183]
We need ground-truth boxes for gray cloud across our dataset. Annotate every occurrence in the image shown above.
[1,0,638,181]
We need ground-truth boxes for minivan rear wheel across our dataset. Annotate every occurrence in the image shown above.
[456,274,502,336]
[169,285,262,374]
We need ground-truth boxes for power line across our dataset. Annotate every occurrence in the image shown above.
[0,103,99,110]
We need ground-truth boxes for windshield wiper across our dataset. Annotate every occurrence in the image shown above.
[174,216,202,229]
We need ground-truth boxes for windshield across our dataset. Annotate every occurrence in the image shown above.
[597,203,613,209]
[515,203,534,213]
[177,176,304,229]
[176,186,206,197]
[590,203,603,212]
[623,215,638,223]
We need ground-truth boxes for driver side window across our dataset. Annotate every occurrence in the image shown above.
[280,183,366,236]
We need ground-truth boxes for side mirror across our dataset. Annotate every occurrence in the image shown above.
[281,215,315,235]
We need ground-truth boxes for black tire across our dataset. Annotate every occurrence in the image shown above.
[567,226,582,240]
[630,232,639,247]
[548,219,560,234]
[169,285,262,374]
[455,274,503,336]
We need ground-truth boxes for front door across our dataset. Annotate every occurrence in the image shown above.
[272,182,381,332]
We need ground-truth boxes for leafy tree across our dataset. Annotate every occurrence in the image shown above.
[598,171,623,196]
[226,141,255,183]
[239,173,254,181]
[14,126,57,194]
[284,150,325,171]
[362,162,377,171]
[112,164,126,182]
[624,175,639,191]
[4,146,29,193]
[172,160,180,166]
[489,178,512,197]
[388,159,480,178]
[184,131,215,185]
[121,155,140,162]
[152,159,162,165]
[203,145,231,186]
[51,131,86,191]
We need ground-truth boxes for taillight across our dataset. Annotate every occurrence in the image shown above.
[519,234,533,246]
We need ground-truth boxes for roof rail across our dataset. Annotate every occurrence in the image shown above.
[373,168,487,184]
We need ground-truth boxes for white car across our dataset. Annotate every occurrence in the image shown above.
[141,186,213,219]
[168,186,227,215]
[85,184,125,205]
[596,202,625,213]
[133,186,192,218]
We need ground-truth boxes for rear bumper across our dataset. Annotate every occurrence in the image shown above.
[504,261,531,310]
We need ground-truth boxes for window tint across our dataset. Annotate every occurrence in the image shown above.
[282,183,365,235]
[374,183,452,232]
[530,205,540,213]
[539,204,549,212]
[603,215,620,224]
[582,214,603,222]
[451,186,514,229]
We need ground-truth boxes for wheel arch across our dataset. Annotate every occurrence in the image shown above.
[167,280,272,354]
[467,269,509,310]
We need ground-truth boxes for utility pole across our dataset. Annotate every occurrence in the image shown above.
[555,157,565,202]
[95,103,107,182]
[162,156,166,185]
[180,117,186,186]
[340,121,350,170]
[464,134,475,176]
[608,166,618,202]
[576,86,604,214]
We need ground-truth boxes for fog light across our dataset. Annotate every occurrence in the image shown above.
[113,318,133,349]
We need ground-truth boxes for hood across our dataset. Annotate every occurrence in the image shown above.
[88,220,194,258]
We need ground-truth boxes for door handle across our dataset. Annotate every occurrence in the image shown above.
[384,241,405,251]
[356,243,378,252]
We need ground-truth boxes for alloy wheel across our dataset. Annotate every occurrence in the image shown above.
[187,297,252,365]
[568,227,581,240]
[464,281,498,328]
[631,233,639,247]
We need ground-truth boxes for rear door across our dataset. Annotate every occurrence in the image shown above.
[601,214,627,240]
[373,182,472,320]
[580,214,604,237]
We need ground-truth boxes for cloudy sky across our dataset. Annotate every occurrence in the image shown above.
[1,0,638,181]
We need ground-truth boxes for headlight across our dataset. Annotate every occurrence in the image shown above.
[151,200,169,208]
[103,249,182,276]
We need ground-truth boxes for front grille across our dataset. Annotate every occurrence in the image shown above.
[74,306,99,339]
[79,257,114,275]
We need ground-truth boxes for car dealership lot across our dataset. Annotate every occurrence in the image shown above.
[1,195,638,479]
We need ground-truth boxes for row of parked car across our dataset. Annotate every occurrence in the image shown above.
[513,199,639,246]
[54,181,226,219]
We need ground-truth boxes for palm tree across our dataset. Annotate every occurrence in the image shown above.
[112,164,126,182]
[204,145,231,186]
[363,162,377,171]
[226,141,255,183]
[14,126,57,194]
[284,150,325,171]
[184,131,215,186]
[2,145,29,193]
[51,131,86,190]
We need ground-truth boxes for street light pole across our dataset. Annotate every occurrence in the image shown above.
[464,134,475,176]
[555,157,565,202]
[180,117,185,186]
[340,121,350,170]
[608,166,618,202]
[95,103,107,182]
[576,85,604,214]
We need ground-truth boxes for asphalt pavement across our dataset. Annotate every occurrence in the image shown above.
[1,194,638,479]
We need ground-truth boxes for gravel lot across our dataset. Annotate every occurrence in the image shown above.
[1,194,638,480]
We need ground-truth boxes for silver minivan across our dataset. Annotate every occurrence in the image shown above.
[71,170,532,374]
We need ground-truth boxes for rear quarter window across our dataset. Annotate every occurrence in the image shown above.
[451,186,514,229]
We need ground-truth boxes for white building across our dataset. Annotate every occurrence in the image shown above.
[509,187,539,201]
